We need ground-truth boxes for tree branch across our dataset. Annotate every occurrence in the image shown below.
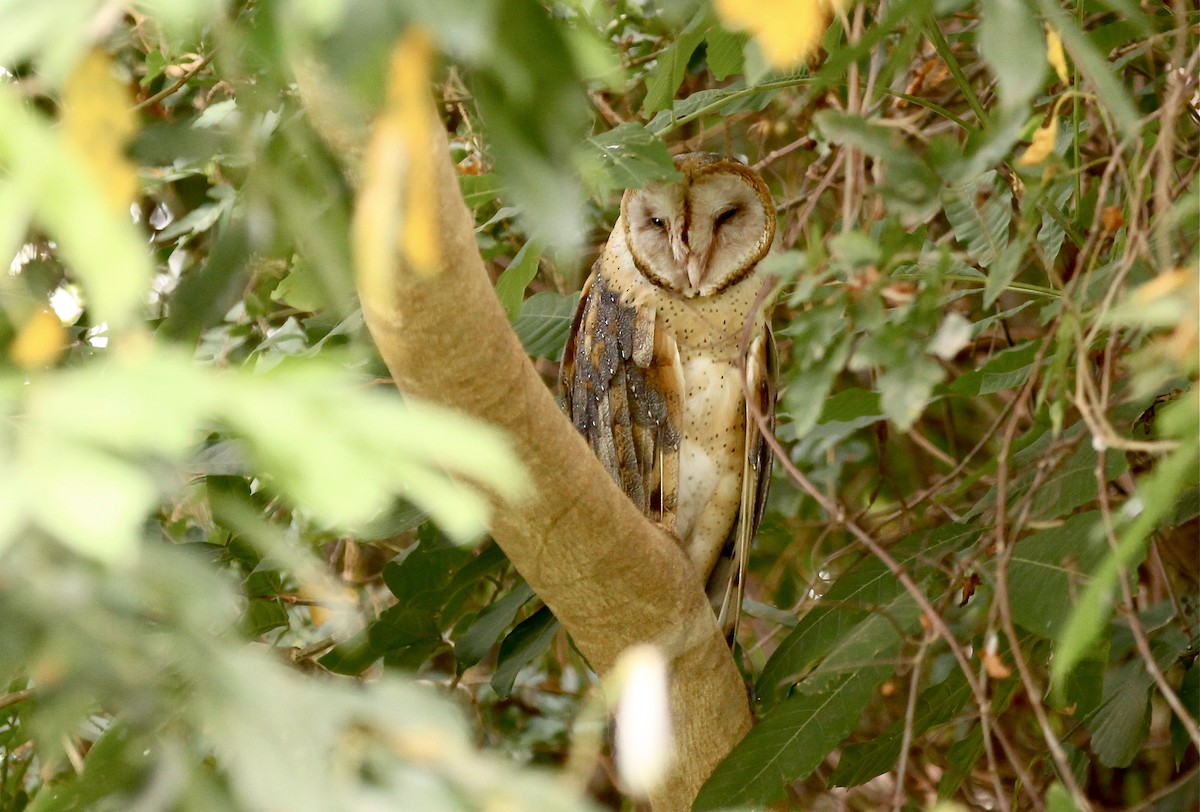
[348,86,751,810]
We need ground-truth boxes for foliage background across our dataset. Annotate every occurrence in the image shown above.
[1,0,1197,810]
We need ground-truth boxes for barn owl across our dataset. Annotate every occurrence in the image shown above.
[561,152,777,641]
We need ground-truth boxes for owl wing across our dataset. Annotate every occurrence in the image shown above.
[562,270,683,532]
[710,322,777,644]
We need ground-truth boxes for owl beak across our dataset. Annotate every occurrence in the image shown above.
[685,254,705,291]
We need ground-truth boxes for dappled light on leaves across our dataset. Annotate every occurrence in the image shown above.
[714,0,844,70]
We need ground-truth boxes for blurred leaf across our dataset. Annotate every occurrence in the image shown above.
[815,111,941,218]
[24,722,152,812]
[1035,0,1140,139]
[1054,422,1198,688]
[468,0,589,256]
[714,0,835,71]
[878,355,944,431]
[9,309,66,369]
[61,50,138,215]
[0,86,153,330]
[978,0,1046,110]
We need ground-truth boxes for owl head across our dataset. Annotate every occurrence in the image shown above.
[621,153,776,298]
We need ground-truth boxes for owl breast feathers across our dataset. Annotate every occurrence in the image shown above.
[561,152,777,642]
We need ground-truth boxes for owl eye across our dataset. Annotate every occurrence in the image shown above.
[714,206,741,228]
[649,217,667,229]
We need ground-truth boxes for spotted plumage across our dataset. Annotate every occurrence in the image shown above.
[561,152,777,642]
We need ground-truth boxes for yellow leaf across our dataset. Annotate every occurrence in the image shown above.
[353,29,441,293]
[1017,117,1058,167]
[298,583,356,627]
[61,51,138,214]
[10,309,67,369]
[715,0,844,70]
[1045,25,1069,84]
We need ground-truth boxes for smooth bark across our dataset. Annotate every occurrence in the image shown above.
[352,99,753,809]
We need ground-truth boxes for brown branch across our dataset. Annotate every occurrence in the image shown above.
[345,85,750,811]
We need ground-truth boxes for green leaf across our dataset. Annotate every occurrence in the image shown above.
[1086,661,1153,768]
[495,240,545,320]
[584,122,681,190]
[705,26,748,80]
[815,111,941,217]
[878,355,944,431]
[455,581,536,671]
[1007,512,1108,640]
[240,598,289,638]
[781,333,854,438]
[942,174,1013,269]
[758,523,979,706]
[946,340,1039,396]
[491,605,559,697]
[382,541,473,612]
[1045,782,1078,812]
[969,428,1128,522]
[459,172,504,209]
[512,291,580,361]
[1083,631,1189,767]
[983,237,1028,308]
[641,10,712,113]
[369,605,441,653]
[829,668,972,788]
[1034,0,1140,139]
[1170,661,1199,768]
[798,593,918,695]
[696,664,896,809]
[24,723,153,812]
[272,259,327,313]
[647,83,777,135]
[978,0,1046,110]
[937,678,1021,800]
[1053,436,1200,688]
[1037,179,1074,266]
